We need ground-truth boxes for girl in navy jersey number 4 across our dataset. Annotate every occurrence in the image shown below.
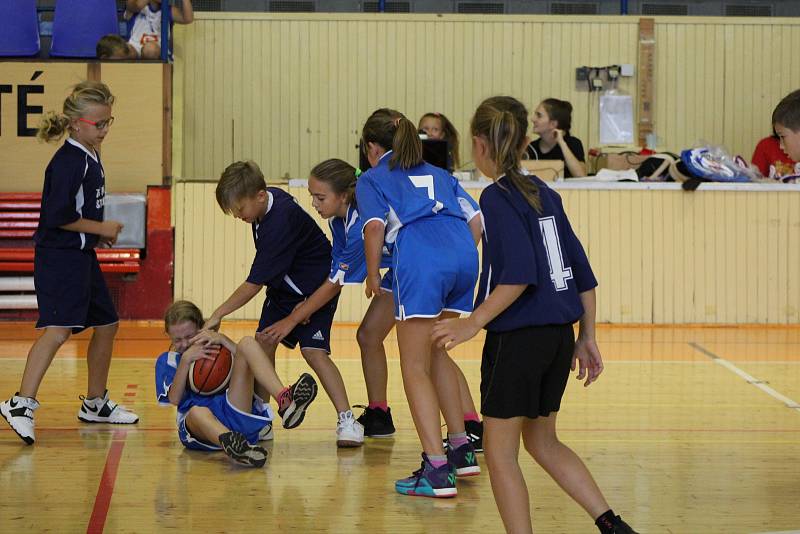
[433,96,637,533]
[1,82,138,445]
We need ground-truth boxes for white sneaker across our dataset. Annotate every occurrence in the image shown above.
[0,393,39,445]
[258,421,274,442]
[336,409,364,448]
[78,390,139,424]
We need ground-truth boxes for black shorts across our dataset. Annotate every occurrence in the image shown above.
[257,289,339,353]
[480,323,575,419]
[34,247,119,334]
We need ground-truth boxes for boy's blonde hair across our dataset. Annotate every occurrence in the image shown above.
[164,300,204,332]
[37,81,115,143]
[216,160,267,214]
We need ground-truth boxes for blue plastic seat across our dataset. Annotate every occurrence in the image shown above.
[50,0,119,58]
[0,0,40,57]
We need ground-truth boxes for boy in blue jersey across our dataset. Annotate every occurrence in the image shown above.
[157,301,317,468]
[1,82,137,445]
[205,161,363,447]
[356,109,481,498]
[433,96,637,533]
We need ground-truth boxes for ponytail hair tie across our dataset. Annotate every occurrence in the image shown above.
[355,168,362,177]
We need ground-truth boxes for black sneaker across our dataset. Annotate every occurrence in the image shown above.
[596,514,639,534]
[465,419,483,453]
[355,405,395,438]
[443,420,484,453]
[219,431,268,468]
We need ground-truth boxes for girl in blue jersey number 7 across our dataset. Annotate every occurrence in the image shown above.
[356,109,481,498]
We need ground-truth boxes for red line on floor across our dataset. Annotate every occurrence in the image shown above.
[86,429,127,534]
[1,426,798,435]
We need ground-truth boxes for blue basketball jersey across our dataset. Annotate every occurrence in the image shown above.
[476,175,597,332]
[328,204,391,285]
[154,351,220,414]
[154,350,272,416]
[355,151,478,255]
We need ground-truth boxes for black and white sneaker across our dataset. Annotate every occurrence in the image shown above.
[78,390,139,424]
[277,373,318,429]
[219,431,268,468]
[355,405,396,438]
[465,419,484,453]
[0,393,39,445]
[258,421,274,442]
[443,419,484,453]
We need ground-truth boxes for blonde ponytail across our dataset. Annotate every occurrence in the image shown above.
[472,96,542,213]
[36,111,71,143]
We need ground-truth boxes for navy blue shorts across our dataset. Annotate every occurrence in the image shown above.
[257,290,338,353]
[34,247,118,333]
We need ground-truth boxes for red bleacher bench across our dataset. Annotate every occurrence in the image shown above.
[0,248,140,273]
[0,193,140,274]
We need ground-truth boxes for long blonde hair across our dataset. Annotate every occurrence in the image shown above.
[37,81,115,143]
[471,96,542,213]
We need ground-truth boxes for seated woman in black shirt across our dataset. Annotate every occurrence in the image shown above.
[525,98,587,178]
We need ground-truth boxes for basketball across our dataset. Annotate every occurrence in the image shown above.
[188,346,233,395]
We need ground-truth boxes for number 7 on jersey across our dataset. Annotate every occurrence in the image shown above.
[409,175,444,213]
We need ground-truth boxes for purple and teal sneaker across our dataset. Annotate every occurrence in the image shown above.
[447,441,481,477]
[395,453,457,498]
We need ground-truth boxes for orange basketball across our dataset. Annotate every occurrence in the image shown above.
[189,346,233,395]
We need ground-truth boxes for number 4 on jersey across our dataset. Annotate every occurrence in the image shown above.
[539,216,572,291]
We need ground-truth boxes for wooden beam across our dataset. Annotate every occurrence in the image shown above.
[87,62,101,82]
[638,18,655,147]
[162,63,173,184]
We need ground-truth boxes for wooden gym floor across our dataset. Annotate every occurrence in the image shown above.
[0,322,798,533]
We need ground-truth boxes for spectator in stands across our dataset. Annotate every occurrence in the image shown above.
[96,34,137,60]
[418,112,461,169]
[525,98,587,178]
[772,89,800,172]
[751,130,798,180]
[125,0,194,60]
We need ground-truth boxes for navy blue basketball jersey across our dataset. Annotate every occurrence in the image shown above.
[476,175,597,332]
[34,138,107,250]
[355,151,478,254]
[247,188,332,298]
